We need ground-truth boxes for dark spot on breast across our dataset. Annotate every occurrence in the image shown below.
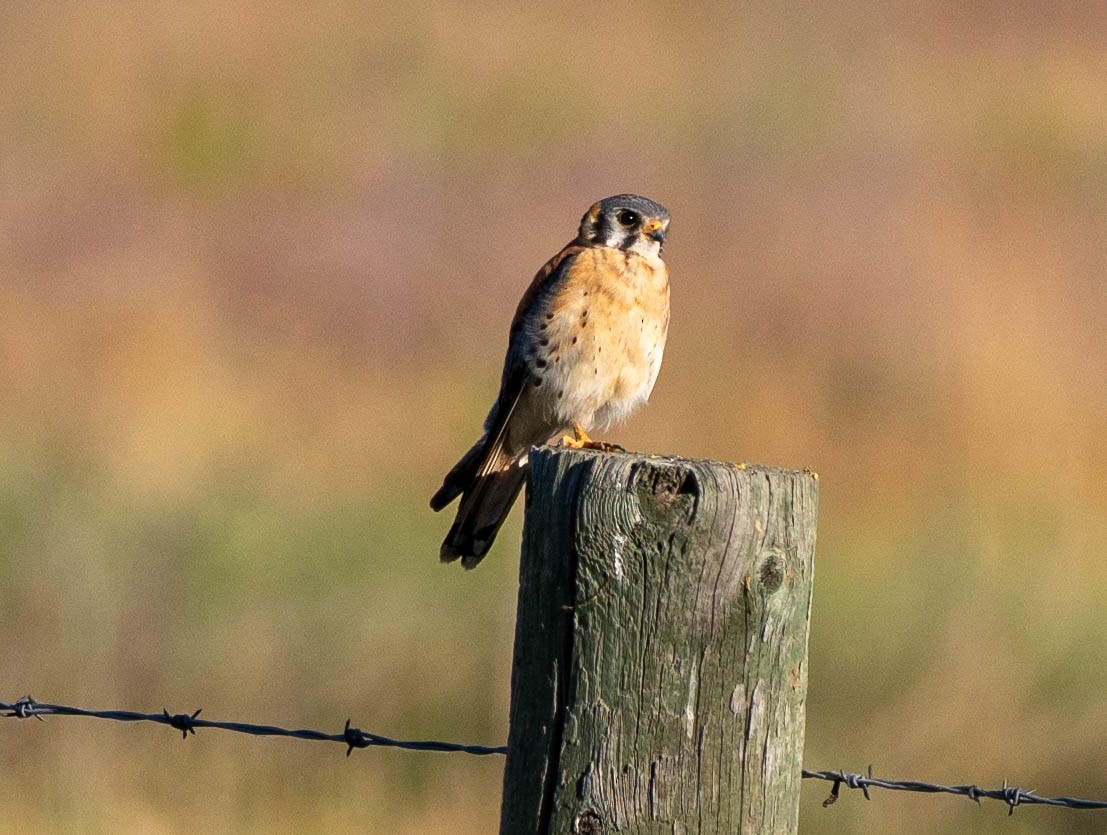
[532,376,543,387]
[539,322,547,331]
[539,338,550,347]
[557,389,564,399]
[535,358,547,369]
[545,311,554,320]
[572,336,578,345]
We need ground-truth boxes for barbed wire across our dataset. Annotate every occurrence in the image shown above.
[801,766,1107,814]
[0,695,506,757]
[6,695,1107,814]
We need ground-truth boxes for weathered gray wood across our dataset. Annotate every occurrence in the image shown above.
[500,446,818,835]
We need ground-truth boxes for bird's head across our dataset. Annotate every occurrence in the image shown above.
[578,194,670,258]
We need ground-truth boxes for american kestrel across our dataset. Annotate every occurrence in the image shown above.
[431,194,671,568]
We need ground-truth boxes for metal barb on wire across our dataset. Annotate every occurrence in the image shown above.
[2,696,507,757]
[801,768,1107,813]
[164,708,202,739]
[6,694,1107,813]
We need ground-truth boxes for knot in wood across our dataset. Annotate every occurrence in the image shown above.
[631,461,698,525]
[758,550,786,592]
[573,810,604,834]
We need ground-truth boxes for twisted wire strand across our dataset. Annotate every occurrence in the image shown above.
[1,695,506,756]
[801,766,1107,813]
[7,695,1107,813]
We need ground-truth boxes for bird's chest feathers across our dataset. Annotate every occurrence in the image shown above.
[529,248,670,428]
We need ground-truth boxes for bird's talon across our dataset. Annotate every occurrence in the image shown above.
[557,423,592,449]
[583,441,625,453]
[559,426,623,453]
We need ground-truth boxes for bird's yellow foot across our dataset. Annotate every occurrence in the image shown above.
[558,424,624,453]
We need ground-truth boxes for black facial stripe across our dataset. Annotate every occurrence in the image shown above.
[601,216,626,249]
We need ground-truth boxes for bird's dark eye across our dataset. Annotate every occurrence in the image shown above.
[616,210,640,227]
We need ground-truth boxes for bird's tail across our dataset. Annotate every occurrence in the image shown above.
[431,436,527,568]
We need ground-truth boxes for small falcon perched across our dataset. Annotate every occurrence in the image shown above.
[431,194,671,568]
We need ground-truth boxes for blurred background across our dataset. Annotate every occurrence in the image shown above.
[2,1,1106,832]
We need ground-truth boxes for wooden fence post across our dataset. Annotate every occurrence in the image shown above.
[499,447,818,834]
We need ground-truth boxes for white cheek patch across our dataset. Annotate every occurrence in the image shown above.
[628,236,662,259]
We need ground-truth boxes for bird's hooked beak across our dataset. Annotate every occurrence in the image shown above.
[645,219,667,245]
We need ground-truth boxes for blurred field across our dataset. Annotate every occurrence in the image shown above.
[3,2,1107,832]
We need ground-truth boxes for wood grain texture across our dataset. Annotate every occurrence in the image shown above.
[500,447,818,834]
